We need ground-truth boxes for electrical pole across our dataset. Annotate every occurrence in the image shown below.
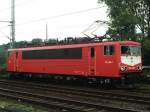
[46,23,48,42]
[0,0,15,48]
[11,0,15,48]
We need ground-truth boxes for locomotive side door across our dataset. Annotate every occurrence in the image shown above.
[89,47,96,76]
[101,45,117,76]
[15,51,19,72]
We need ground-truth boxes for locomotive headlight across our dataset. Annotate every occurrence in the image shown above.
[120,66,127,71]
[137,66,142,70]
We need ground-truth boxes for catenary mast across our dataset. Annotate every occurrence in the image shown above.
[11,0,15,48]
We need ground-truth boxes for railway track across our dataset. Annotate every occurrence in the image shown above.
[0,85,138,112]
[0,79,150,104]
[0,79,149,112]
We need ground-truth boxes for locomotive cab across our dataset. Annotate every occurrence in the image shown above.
[120,45,142,72]
[119,43,142,85]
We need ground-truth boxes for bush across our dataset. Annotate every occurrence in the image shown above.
[0,64,7,77]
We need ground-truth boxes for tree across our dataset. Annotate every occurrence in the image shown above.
[98,0,150,41]
[14,41,28,48]
[31,38,43,45]
[0,46,7,75]
[47,39,58,44]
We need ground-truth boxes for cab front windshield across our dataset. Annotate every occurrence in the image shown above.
[121,46,141,56]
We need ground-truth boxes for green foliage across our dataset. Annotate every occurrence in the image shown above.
[0,47,7,64]
[14,41,28,48]
[0,46,7,76]
[142,38,150,58]
[98,0,150,41]
[47,38,58,44]
[31,38,43,45]
[143,39,150,52]
[0,98,48,112]
[0,64,7,76]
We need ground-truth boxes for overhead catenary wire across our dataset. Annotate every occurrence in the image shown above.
[16,6,107,26]
[0,6,107,30]
[0,0,38,30]
[0,30,11,40]
[0,5,108,42]
[82,20,109,37]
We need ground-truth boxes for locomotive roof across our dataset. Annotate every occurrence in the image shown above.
[8,41,141,51]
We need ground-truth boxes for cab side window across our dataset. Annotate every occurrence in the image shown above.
[91,48,95,58]
[8,51,12,57]
[16,52,18,59]
[104,45,115,55]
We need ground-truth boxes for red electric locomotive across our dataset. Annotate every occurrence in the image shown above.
[7,41,142,85]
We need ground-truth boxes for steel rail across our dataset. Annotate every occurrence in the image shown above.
[0,79,150,105]
[0,86,140,112]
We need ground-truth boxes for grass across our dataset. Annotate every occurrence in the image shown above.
[0,97,49,112]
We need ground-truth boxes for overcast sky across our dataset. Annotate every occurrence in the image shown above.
[0,0,109,45]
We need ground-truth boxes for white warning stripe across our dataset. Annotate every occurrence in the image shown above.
[121,56,141,66]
